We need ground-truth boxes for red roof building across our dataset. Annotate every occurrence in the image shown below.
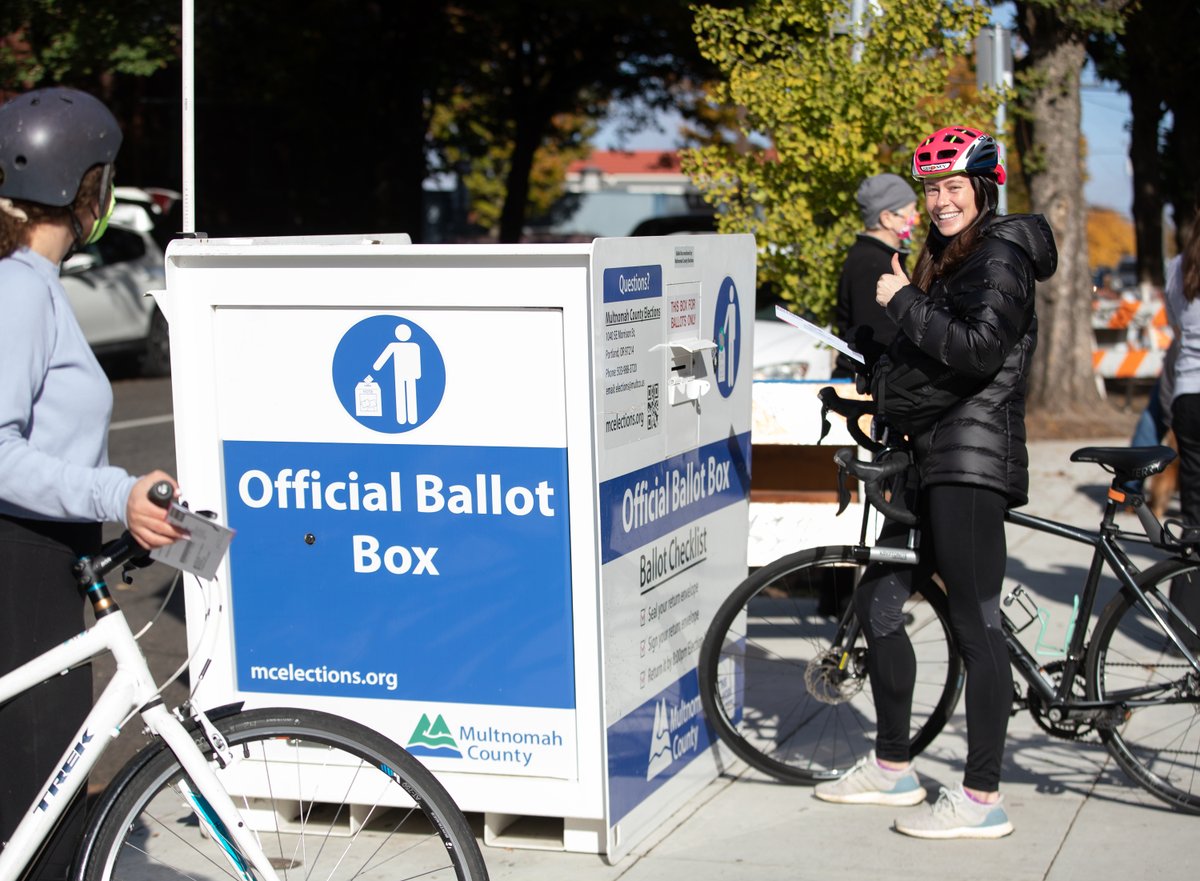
[565,150,693,196]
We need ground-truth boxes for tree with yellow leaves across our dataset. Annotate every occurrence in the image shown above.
[682,0,996,323]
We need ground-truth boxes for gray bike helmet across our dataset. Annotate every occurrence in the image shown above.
[0,87,122,207]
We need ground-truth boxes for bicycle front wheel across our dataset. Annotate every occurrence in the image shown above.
[698,546,963,784]
[1088,556,1200,814]
[82,708,488,881]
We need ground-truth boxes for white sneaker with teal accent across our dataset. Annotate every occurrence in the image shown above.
[812,751,927,806]
[893,784,1014,839]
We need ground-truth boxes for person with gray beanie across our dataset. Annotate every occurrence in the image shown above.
[834,173,919,370]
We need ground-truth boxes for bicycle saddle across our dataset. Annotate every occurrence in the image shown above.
[1069,445,1176,480]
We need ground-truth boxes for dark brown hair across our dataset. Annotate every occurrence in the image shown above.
[0,163,106,259]
[910,175,999,292]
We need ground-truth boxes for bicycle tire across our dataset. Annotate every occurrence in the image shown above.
[698,546,963,783]
[1087,556,1200,814]
[81,707,489,881]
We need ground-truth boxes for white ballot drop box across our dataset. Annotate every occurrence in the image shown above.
[156,232,755,861]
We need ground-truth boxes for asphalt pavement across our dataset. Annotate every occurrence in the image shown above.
[99,377,1194,879]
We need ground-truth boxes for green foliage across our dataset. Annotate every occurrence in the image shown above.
[1016,0,1125,37]
[682,0,995,322]
[0,0,177,90]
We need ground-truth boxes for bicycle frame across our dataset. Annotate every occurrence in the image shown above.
[836,442,1200,718]
[1005,503,1200,711]
[0,606,281,881]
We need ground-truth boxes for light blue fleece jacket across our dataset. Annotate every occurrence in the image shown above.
[1166,254,1200,399]
[0,247,136,524]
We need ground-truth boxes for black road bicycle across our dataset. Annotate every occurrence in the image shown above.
[698,388,1200,814]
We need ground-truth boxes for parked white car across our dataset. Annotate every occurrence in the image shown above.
[752,317,834,381]
[59,186,173,376]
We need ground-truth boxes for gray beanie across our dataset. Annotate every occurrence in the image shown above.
[856,173,917,229]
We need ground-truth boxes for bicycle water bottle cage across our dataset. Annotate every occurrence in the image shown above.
[1034,594,1080,657]
[1163,518,1200,551]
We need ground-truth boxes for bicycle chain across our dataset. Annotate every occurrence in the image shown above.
[1026,660,1099,742]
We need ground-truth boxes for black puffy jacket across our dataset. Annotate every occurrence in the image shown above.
[883,214,1058,507]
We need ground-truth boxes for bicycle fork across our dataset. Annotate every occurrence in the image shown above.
[143,703,282,881]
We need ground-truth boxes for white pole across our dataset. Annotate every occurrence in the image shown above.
[181,0,195,233]
[993,23,1008,215]
[849,0,866,63]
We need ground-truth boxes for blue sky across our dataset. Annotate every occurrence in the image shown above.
[1081,82,1133,215]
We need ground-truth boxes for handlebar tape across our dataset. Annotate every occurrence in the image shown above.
[833,447,918,527]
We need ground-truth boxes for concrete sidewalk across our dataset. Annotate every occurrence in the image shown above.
[483,437,1197,881]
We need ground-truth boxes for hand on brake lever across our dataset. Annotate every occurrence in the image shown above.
[127,471,189,550]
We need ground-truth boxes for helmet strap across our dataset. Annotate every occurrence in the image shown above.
[67,164,115,252]
[83,189,115,246]
[67,211,88,255]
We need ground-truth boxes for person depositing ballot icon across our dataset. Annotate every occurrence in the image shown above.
[373,323,423,425]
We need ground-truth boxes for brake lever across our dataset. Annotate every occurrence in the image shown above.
[835,464,850,516]
[819,403,832,445]
[833,447,854,516]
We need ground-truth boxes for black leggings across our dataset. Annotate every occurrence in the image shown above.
[0,515,98,880]
[853,483,1012,793]
[1170,393,1200,641]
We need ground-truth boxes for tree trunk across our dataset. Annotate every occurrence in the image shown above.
[378,71,432,243]
[497,117,544,244]
[1166,104,1199,247]
[1125,11,1166,288]
[1128,82,1164,288]
[1016,7,1103,415]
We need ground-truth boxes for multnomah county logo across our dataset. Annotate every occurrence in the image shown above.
[645,692,703,781]
[646,699,674,780]
[406,713,462,759]
[332,315,446,433]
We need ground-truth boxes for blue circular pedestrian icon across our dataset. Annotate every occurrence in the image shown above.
[332,315,446,433]
[712,277,741,398]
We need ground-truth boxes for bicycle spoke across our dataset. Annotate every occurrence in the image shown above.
[699,549,961,783]
[85,710,486,881]
[1090,558,1200,813]
[130,803,242,881]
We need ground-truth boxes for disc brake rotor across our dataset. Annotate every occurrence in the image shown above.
[804,646,867,705]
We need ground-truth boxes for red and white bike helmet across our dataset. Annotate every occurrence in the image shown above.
[911,126,1006,185]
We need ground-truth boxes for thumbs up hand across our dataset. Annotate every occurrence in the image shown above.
[876,253,910,308]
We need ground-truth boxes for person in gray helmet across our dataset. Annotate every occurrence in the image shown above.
[0,87,184,878]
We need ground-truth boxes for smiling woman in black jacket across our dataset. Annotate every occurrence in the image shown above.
[812,126,1058,840]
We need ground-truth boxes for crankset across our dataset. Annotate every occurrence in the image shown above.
[1026,660,1099,741]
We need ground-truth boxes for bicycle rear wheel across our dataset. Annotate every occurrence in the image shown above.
[82,708,488,881]
[1088,556,1200,814]
[698,546,963,783]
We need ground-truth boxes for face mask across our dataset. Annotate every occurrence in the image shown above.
[84,189,115,246]
[895,212,919,241]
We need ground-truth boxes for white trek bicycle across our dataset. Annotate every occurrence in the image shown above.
[0,482,488,881]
